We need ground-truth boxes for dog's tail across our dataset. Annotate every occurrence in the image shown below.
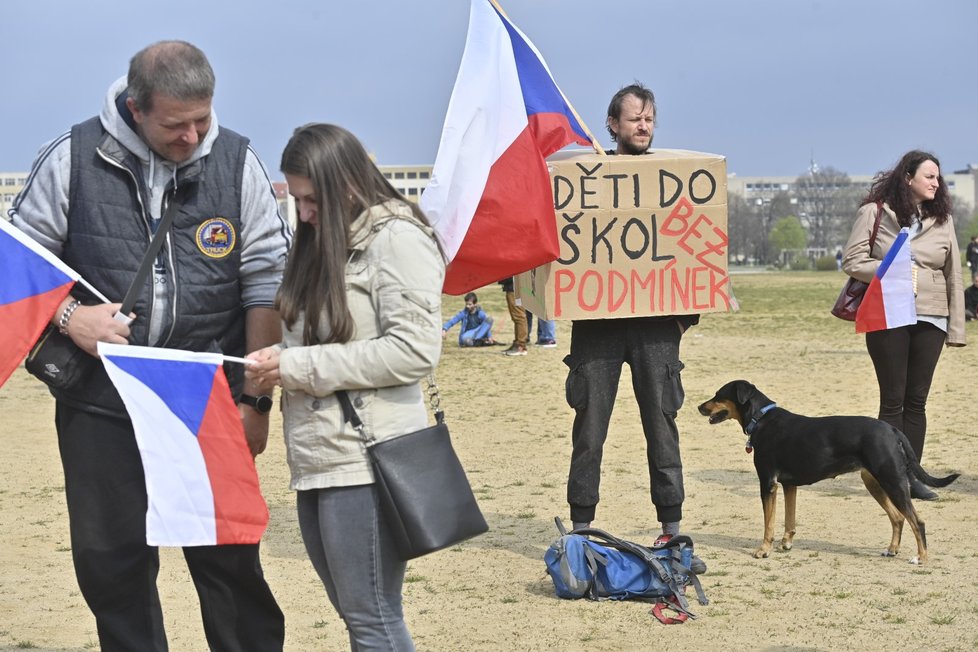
[899,432,961,487]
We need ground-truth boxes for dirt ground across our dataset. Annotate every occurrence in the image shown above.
[1,270,977,651]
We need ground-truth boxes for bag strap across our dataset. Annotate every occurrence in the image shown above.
[114,186,187,323]
[336,373,444,446]
[868,201,884,250]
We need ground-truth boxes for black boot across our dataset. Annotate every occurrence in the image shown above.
[909,476,938,501]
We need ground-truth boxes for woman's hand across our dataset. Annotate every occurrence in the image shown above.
[245,347,283,392]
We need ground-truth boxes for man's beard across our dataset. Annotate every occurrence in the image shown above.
[618,135,651,155]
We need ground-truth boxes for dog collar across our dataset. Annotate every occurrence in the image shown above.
[745,403,777,436]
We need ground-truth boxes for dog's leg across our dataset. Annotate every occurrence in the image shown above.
[861,469,904,557]
[780,484,797,551]
[755,482,778,558]
[903,508,927,565]
[890,491,927,564]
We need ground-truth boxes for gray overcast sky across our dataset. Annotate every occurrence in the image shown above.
[2,0,976,179]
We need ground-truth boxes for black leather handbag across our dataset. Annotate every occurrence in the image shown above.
[831,202,883,321]
[337,378,488,560]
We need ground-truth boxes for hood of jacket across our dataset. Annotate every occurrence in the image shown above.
[348,199,435,252]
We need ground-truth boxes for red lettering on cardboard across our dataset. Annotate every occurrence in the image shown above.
[660,197,695,236]
[608,270,628,312]
[578,270,603,311]
[554,269,575,317]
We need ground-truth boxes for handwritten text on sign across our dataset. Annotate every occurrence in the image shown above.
[549,160,729,318]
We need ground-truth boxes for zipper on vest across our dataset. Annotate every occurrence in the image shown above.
[159,185,179,348]
[95,148,156,335]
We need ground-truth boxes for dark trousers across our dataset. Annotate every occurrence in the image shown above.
[56,402,284,652]
[865,322,946,462]
[565,318,686,525]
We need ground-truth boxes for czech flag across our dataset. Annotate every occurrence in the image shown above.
[421,0,593,295]
[0,218,80,388]
[99,342,269,547]
[856,228,918,333]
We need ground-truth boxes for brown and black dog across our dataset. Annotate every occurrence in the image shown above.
[697,380,959,564]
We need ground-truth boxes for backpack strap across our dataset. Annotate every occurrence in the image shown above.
[651,596,690,625]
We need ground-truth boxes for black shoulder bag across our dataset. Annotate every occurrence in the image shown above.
[25,192,184,389]
[830,202,883,321]
[336,376,489,560]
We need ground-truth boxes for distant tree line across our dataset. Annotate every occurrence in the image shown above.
[727,166,976,267]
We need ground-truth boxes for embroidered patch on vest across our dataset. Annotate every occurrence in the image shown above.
[195,218,236,259]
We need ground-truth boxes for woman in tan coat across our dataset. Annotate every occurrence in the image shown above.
[842,150,964,500]
[246,124,444,650]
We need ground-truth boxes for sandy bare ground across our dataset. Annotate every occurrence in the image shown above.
[1,270,977,651]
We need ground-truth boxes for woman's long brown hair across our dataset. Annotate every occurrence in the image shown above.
[277,123,435,345]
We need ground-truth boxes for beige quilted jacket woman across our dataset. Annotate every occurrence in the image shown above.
[277,200,445,490]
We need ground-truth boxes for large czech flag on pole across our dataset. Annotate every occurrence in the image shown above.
[421,0,594,295]
[0,218,80,387]
[99,342,269,546]
[856,228,918,333]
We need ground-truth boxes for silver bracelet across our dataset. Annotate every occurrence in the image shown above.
[58,299,81,335]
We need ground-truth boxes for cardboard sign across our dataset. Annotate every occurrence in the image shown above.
[516,149,730,320]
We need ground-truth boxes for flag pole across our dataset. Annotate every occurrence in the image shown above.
[78,278,111,304]
[488,0,606,157]
[222,354,256,366]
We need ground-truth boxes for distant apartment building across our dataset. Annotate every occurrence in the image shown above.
[378,164,431,202]
[0,172,28,220]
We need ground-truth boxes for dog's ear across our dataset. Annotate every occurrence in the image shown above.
[735,380,755,407]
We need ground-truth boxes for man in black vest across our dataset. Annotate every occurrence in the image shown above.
[565,83,698,547]
[11,41,288,651]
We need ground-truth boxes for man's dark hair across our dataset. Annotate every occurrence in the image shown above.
[464,292,478,303]
[128,40,215,113]
[606,82,657,142]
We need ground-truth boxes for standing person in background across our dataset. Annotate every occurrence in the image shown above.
[526,311,557,347]
[9,40,288,650]
[499,276,529,356]
[842,149,965,500]
[966,235,978,276]
[965,272,978,321]
[443,291,495,346]
[565,83,697,546]
[246,123,444,650]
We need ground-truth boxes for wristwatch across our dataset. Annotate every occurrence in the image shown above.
[240,393,274,415]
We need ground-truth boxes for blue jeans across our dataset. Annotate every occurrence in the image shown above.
[526,312,556,343]
[297,485,414,651]
[459,316,493,346]
[537,318,556,342]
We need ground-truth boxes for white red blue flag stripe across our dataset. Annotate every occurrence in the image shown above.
[99,343,269,546]
[0,218,80,387]
[856,228,917,333]
[421,0,592,294]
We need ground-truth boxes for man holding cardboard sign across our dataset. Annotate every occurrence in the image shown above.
[565,84,698,546]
